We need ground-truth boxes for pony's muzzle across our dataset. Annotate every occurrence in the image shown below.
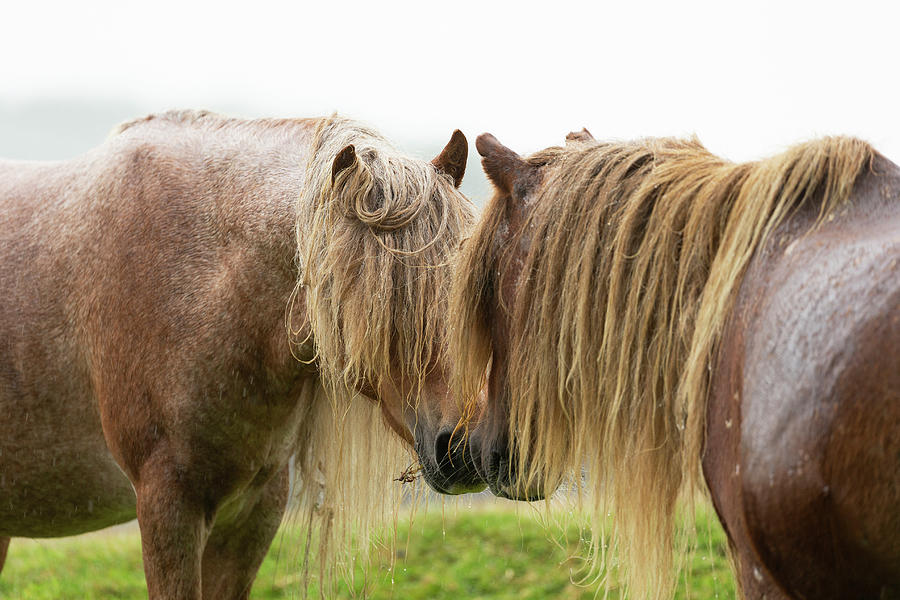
[472,436,546,501]
[420,426,486,495]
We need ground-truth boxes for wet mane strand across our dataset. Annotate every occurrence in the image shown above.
[451,135,873,599]
[291,115,474,592]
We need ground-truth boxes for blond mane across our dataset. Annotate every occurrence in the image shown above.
[290,116,474,594]
[451,135,873,598]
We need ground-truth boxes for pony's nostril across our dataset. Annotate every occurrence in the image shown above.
[434,430,453,473]
[488,449,503,476]
[486,447,516,489]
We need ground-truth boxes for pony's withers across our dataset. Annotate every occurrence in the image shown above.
[451,134,873,598]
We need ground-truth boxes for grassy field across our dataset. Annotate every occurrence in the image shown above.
[0,502,734,599]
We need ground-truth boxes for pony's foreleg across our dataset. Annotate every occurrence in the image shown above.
[135,455,208,600]
[0,536,9,575]
[200,465,290,600]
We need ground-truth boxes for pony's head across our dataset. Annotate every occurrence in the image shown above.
[297,117,484,495]
[449,133,564,500]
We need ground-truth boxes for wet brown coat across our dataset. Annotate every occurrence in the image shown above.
[705,154,900,599]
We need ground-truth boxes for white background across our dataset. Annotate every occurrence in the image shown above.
[2,0,898,201]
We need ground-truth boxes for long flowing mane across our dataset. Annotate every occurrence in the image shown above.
[297,116,471,394]
[451,135,873,598]
[290,116,474,592]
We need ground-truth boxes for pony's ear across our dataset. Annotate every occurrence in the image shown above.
[565,127,595,144]
[432,129,468,188]
[331,144,357,184]
[476,133,528,195]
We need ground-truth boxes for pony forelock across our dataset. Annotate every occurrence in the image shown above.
[296,116,474,398]
[451,134,874,599]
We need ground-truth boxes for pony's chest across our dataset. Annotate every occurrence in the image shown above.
[175,371,318,497]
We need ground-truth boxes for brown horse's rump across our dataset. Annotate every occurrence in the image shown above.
[706,156,900,599]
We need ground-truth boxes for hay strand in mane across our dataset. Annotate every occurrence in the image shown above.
[451,135,873,599]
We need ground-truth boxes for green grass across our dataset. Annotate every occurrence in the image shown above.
[0,503,734,599]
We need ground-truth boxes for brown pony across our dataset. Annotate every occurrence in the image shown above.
[0,110,483,599]
[450,129,899,599]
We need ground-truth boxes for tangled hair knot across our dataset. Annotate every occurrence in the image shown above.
[331,146,434,231]
[295,114,474,402]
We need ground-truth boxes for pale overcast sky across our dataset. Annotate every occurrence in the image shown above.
[2,0,899,172]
